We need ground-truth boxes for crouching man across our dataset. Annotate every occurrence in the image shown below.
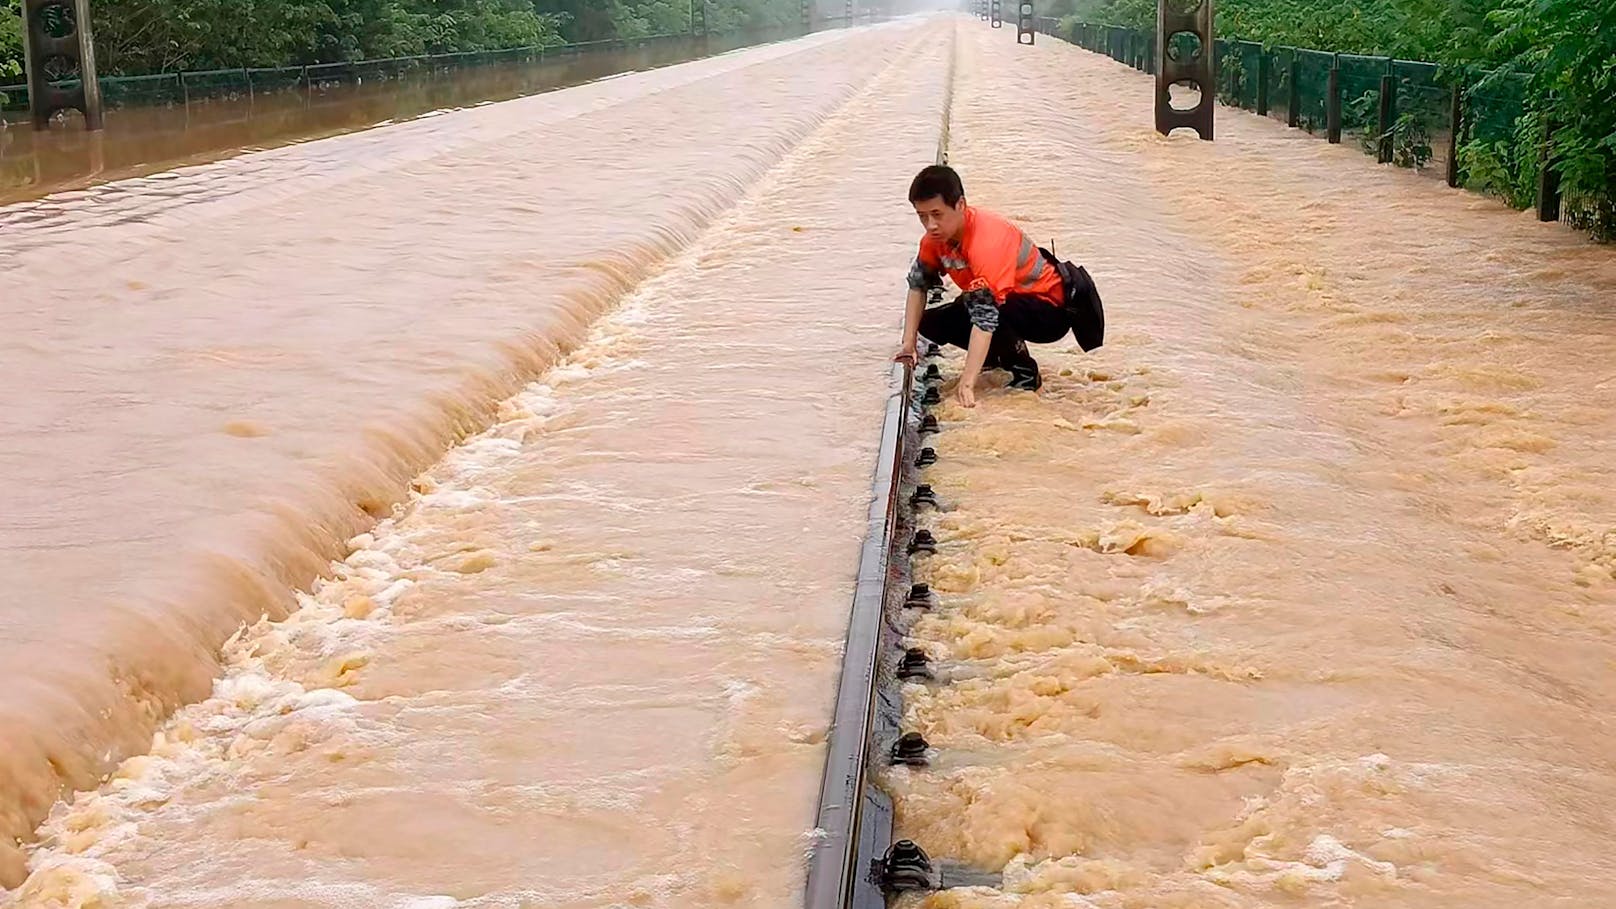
[895,164,1103,408]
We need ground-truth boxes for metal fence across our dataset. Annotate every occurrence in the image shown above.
[0,26,810,116]
[1065,22,1562,223]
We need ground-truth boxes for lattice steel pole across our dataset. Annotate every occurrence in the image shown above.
[21,0,102,130]
[1155,0,1214,140]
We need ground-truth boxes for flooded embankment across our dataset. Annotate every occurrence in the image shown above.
[0,20,944,893]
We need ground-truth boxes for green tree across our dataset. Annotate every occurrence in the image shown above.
[3,0,24,81]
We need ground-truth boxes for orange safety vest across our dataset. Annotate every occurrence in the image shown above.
[917,206,1064,307]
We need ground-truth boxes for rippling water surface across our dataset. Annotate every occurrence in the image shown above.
[7,15,1616,909]
[1,20,948,902]
[893,25,1616,909]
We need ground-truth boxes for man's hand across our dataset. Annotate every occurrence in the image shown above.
[954,379,977,408]
[894,342,917,364]
[953,325,991,410]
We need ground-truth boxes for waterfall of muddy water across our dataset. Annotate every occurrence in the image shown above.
[0,18,951,894]
[0,30,798,206]
[891,24,1616,909]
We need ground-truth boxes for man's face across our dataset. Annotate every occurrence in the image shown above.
[913,195,965,245]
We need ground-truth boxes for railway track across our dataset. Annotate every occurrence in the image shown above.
[802,338,997,908]
[803,40,978,899]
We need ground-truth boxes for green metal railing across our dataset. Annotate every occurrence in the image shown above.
[0,25,813,116]
[1064,22,1562,223]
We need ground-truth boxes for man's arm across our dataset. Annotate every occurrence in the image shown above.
[955,325,992,407]
[897,255,942,362]
[953,287,998,406]
[896,287,926,363]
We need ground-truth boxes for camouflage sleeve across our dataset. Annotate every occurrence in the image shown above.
[961,288,999,333]
[906,256,942,291]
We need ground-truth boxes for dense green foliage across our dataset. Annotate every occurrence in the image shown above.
[1067,0,1499,63]
[1,3,20,79]
[0,0,810,78]
[1486,0,1616,235]
[1066,0,1616,237]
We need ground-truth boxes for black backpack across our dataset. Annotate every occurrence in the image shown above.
[1039,247,1105,352]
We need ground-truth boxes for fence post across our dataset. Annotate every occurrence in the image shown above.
[1537,116,1562,222]
[1256,49,1269,115]
[1326,54,1341,143]
[22,0,104,130]
[1377,66,1396,163]
[1446,78,1463,188]
[1286,52,1299,127]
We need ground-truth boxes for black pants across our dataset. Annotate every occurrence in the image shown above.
[919,295,1070,371]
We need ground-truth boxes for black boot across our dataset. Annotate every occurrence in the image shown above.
[1004,340,1041,391]
[1008,360,1042,391]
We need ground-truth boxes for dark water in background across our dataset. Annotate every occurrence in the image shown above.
[0,28,805,206]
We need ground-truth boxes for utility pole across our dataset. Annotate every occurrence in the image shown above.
[21,0,103,130]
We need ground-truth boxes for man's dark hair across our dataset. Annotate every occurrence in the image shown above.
[908,165,964,207]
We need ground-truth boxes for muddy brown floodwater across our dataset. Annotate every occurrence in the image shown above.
[892,24,1616,909]
[7,12,1616,909]
[1,18,950,903]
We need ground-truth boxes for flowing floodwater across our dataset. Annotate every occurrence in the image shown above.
[0,30,797,206]
[0,19,950,900]
[893,25,1616,909]
[8,13,1616,909]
